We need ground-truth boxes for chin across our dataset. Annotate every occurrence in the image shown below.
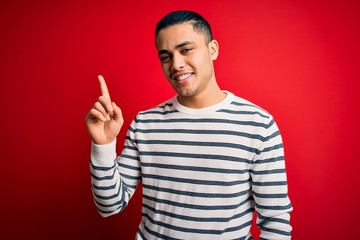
[177,89,197,97]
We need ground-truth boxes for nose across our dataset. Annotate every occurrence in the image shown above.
[170,53,185,72]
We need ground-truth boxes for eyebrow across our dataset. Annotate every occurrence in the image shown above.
[158,41,194,56]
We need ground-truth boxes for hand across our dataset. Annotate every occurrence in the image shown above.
[85,75,123,145]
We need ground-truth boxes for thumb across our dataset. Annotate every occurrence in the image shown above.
[112,102,123,124]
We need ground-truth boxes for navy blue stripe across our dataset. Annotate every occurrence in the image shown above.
[91,168,116,181]
[143,203,254,223]
[143,194,254,211]
[133,138,259,154]
[252,192,288,198]
[143,212,253,235]
[92,182,117,190]
[260,226,291,236]
[266,119,275,129]
[217,109,269,119]
[256,203,292,211]
[123,145,138,151]
[142,183,249,198]
[252,181,287,186]
[134,117,269,128]
[96,203,125,215]
[124,129,138,146]
[257,214,290,226]
[138,110,178,115]
[90,161,116,171]
[157,102,173,108]
[253,156,284,164]
[230,101,267,113]
[141,162,249,174]
[130,127,267,141]
[139,151,253,164]
[121,172,141,181]
[250,168,286,175]
[120,153,140,161]
[264,130,280,141]
[92,180,123,200]
[262,143,283,153]
[137,229,147,240]
[143,173,250,186]
[118,162,141,171]
[94,197,124,209]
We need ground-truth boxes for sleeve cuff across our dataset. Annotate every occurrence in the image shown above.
[90,139,117,166]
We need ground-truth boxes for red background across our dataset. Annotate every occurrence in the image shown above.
[1,0,359,239]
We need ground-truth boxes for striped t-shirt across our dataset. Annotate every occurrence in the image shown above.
[90,91,293,240]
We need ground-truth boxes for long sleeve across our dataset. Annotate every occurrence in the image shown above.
[251,117,293,239]
[90,122,142,217]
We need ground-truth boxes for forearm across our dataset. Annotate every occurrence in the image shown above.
[90,140,129,217]
[252,160,292,239]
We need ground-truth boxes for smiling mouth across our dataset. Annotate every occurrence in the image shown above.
[174,73,193,81]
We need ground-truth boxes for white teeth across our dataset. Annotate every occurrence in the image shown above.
[177,73,192,81]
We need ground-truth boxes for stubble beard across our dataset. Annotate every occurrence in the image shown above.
[178,85,196,97]
[175,79,198,97]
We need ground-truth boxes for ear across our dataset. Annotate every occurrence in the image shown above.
[208,39,219,60]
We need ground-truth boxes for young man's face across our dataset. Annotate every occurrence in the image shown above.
[155,22,219,100]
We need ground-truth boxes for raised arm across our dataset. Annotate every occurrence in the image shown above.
[85,75,141,217]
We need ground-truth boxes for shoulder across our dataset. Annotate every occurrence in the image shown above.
[135,97,178,120]
[223,93,273,122]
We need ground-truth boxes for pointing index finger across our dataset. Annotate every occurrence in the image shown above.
[98,75,111,101]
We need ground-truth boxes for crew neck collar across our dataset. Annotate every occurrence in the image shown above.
[171,91,234,116]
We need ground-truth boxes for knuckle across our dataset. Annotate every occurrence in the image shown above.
[90,108,99,116]
[98,95,108,103]
[93,102,101,109]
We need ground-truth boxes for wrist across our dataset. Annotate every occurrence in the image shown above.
[91,139,117,165]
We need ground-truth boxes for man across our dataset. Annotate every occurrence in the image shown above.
[86,10,292,240]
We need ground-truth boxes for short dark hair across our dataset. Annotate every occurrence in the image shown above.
[155,10,213,43]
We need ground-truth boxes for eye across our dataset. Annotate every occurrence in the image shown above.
[181,48,192,54]
[159,55,170,63]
